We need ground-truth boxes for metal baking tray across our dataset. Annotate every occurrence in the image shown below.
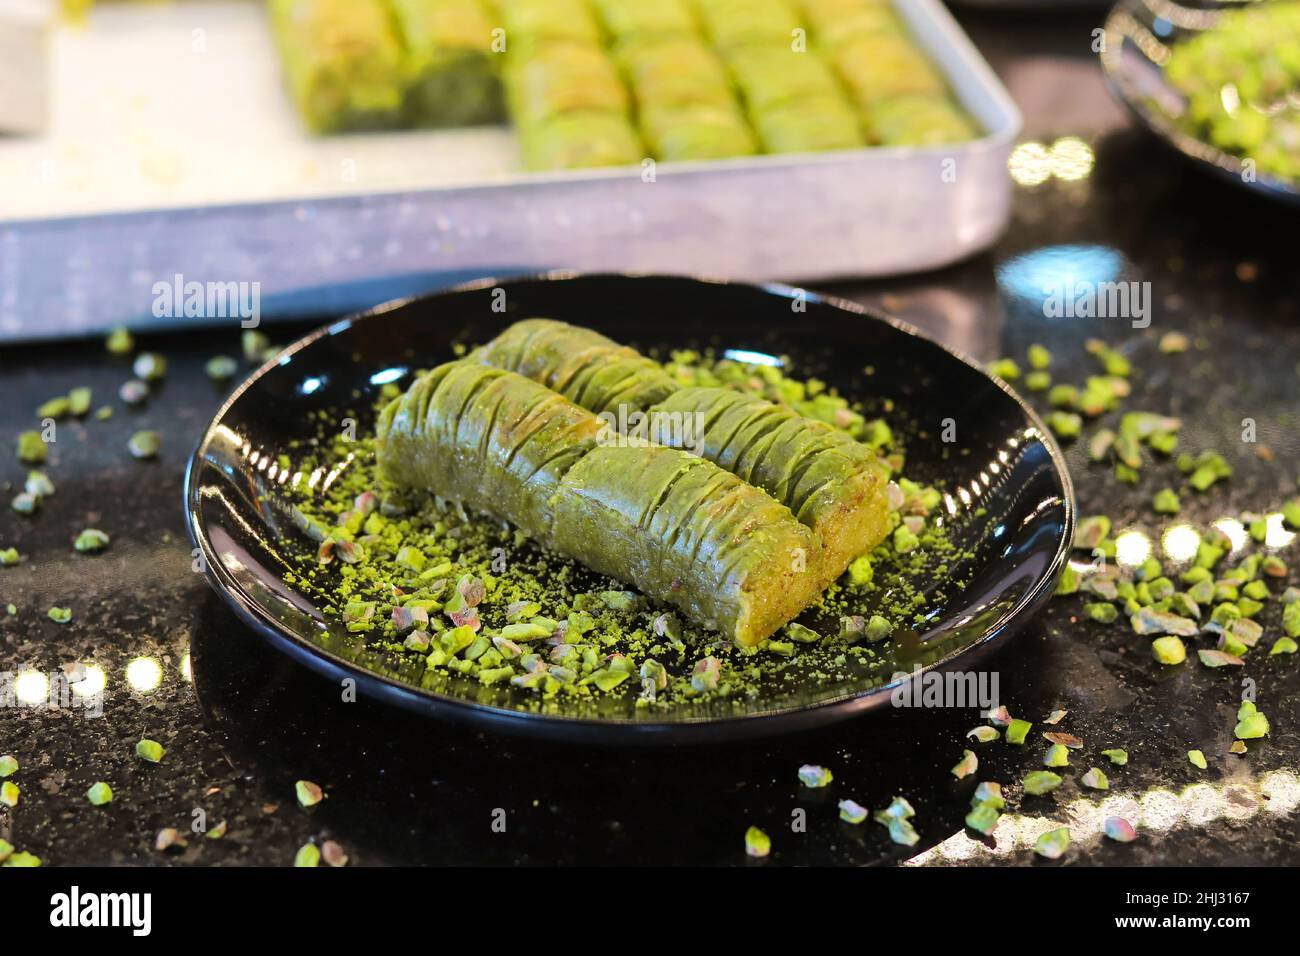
[0,0,1021,342]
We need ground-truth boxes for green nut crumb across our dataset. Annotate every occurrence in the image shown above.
[17,431,47,464]
[1152,489,1180,515]
[48,606,72,624]
[1188,749,1207,770]
[744,826,771,858]
[294,842,321,867]
[74,529,111,553]
[135,739,165,763]
[86,782,113,806]
[1151,636,1186,665]
[295,779,324,807]
[1022,771,1062,796]
[0,755,16,777]
[128,430,162,459]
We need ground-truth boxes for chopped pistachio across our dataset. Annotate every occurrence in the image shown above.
[1054,564,1079,596]
[986,705,1012,728]
[1044,709,1067,725]
[1187,749,1207,770]
[1229,740,1248,755]
[206,820,228,840]
[295,779,324,807]
[1048,383,1079,408]
[1043,731,1082,749]
[0,781,17,807]
[68,387,92,416]
[966,726,999,743]
[1151,636,1187,664]
[1133,609,1196,638]
[1074,515,1111,550]
[798,764,833,788]
[106,326,135,355]
[37,396,71,419]
[1198,648,1244,668]
[86,781,113,806]
[1152,489,1180,515]
[1022,771,1062,796]
[1025,370,1051,391]
[1103,816,1138,842]
[886,818,919,847]
[95,405,114,420]
[1081,767,1109,790]
[133,352,167,381]
[965,802,1001,835]
[242,330,272,363]
[205,355,238,381]
[4,850,42,867]
[25,471,54,498]
[16,431,47,464]
[1087,428,1115,462]
[0,547,18,567]
[74,528,111,553]
[155,827,186,852]
[988,358,1021,381]
[119,379,149,405]
[1044,743,1070,767]
[744,826,771,858]
[951,749,978,779]
[1234,701,1269,740]
[1271,637,1297,656]
[321,840,349,867]
[1282,499,1300,529]
[1034,827,1070,859]
[1006,719,1032,745]
[0,839,10,863]
[1158,331,1189,354]
[838,799,868,824]
[1027,344,1051,369]
[864,614,893,642]
[1046,411,1082,441]
[294,842,321,867]
[135,739,165,763]
[0,755,16,777]
[128,430,162,459]
[48,606,72,624]
[1084,602,1118,624]
[785,622,821,644]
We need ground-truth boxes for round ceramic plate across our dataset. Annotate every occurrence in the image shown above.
[184,273,1074,743]
[1100,0,1300,205]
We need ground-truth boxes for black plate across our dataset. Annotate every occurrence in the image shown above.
[1100,0,1300,206]
[184,273,1074,743]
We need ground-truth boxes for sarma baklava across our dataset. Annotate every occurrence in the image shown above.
[390,0,504,127]
[268,0,408,133]
[473,319,892,572]
[375,361,829,645]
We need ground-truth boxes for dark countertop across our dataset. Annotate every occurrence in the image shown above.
[2,9,1298,867]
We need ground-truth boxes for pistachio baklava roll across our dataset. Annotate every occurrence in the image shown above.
[864,94,977,146]
[473,319,892,570]
[795,0,900,51]
[376,361,826,645]
[588,0,699,42]
[613,36,758,160]
[390,0,504,127]
[497,0,644,169]
[268,0,408,132]
[687,0,864,153]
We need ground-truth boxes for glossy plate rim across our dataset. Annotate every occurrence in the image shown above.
[183,271,1076,744]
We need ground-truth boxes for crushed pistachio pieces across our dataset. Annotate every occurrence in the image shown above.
[1188,749,1208,770]
[74,528,111,553]
[838,799,869,825]
[128,430,162,459]
[744,826,771,858]
[0,755,17,777]
[1103,816,1137,842]
[86,781,113,806]
[1034,827,1070,860]
[1022,771,1062,796]
[798,764,833,788]
[951,749,978,779]
[1081,767,1109,790]
[135,739,165,763]
[295,779,324,807]
[294,842,321,867]
[1234,700,1269,740]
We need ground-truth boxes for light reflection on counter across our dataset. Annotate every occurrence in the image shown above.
[906,769,1300,864]
[14,670,49,705]
[125,656,163,693]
